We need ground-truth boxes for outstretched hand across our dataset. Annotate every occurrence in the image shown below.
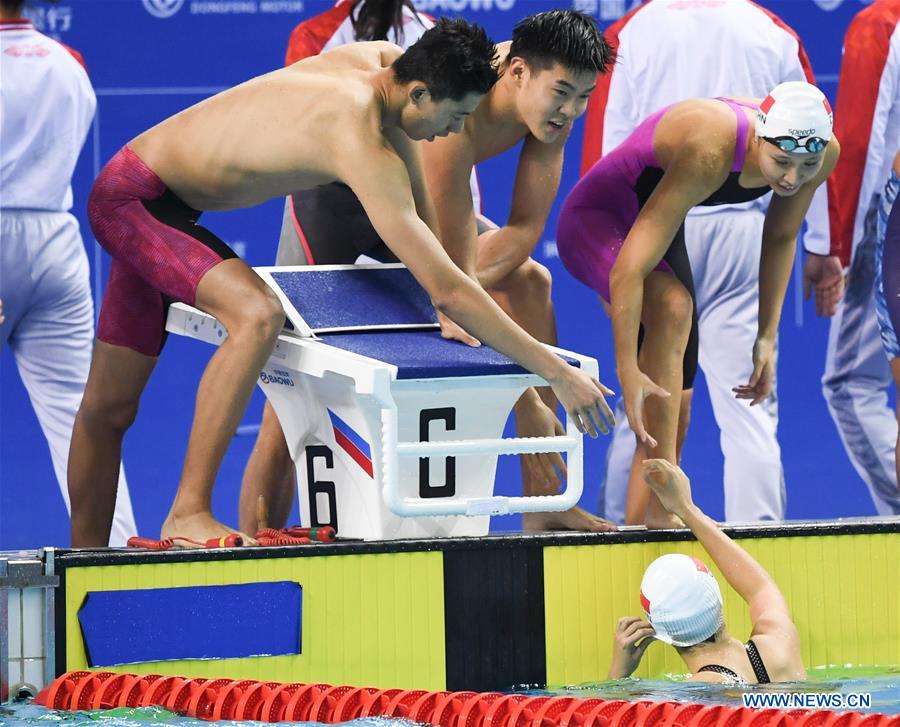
[621,368,670,448]
[642,458,694,520]
[550,369,616,438]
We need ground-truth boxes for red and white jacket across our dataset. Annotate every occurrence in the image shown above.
[0,18,95,212]
[828,0,900,267]
[285,0,432,66]
[580,0,829,254]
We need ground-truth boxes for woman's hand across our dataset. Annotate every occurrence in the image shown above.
[608,616,656,679]
[621,367,670,447]
[732,337,775,406]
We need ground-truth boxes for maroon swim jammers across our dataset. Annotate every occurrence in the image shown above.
[88,146,238,357]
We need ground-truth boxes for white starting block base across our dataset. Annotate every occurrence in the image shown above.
[167,265,599,541]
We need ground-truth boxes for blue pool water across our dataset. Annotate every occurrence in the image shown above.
[1,668,896,726]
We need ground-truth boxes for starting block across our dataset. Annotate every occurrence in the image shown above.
[166,264,600,541]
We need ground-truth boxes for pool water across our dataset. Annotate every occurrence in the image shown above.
[544,666,899,715]
[1,667,896,726]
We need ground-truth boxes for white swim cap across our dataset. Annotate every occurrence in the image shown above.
[755,81,833,154]
[639,554,724,647]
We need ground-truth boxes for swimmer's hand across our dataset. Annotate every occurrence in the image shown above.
[803,253,844,318]
[621,368,670,448]
[732,337,775,406]
[436,310,481,347]
[547,367,616,438]
[642,458,693,519]
[608,616,656,679]
[0,298,4,325]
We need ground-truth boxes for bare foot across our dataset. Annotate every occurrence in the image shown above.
[523,506,618,533]
[161,510,256,548]
[644,512,685,530]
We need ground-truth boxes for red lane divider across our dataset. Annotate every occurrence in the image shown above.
[35,671,896,727]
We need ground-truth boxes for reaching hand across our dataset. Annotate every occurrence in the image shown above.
[549,368,616,438]
[803,253,844,318]
[732,337,775,406]
[608,616,656,679]
[642,458,693,519]
[436,310,480,347]
[621,368,670,448]
[0,298,5,325]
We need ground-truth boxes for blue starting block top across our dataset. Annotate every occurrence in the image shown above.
[270,266,436,332]
[321,331,580,379]
[266,265,580,379]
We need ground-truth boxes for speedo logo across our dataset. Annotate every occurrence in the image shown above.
[259,369,295,387]
[788,128,815,137]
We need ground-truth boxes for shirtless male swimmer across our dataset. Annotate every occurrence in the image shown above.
[68,20,616,548]
[243,10,617,534]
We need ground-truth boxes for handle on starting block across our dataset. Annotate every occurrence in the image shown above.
[380,407,584,518]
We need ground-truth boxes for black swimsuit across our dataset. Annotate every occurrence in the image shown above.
[697,640,772,684]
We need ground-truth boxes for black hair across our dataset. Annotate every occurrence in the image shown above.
[351,0,424,43]
[509,10,614,75]
[392,17,498,102]
[1,0,58,11]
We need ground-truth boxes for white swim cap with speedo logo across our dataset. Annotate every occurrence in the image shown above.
[640,554,724,647]
[755,81,833,153]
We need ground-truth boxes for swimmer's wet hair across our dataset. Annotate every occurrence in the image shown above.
[393,18,499,101]
[510,10,614,75]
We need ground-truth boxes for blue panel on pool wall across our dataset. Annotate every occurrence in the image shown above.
[78,582,302,666]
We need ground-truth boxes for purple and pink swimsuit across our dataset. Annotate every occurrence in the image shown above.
[557,98,770,387]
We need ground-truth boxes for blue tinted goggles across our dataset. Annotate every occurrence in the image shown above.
[764,135,828,154]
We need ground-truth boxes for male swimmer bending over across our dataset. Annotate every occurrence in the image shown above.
[244,10,616,535]
[68,20,616,548]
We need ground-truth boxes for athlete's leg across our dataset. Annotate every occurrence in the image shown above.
[239,398,295,533]
[603,388,691,523]
[487,257,614,531]
[162,258,284,543]
[69,339,156,547]
[240,198,303,532]
[626,270,694,528]
[240,188,381,531]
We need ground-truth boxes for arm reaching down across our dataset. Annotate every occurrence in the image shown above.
[345,140,617,436]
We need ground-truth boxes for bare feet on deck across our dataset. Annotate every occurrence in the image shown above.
[643,512,685,530]
[161,510,256,548]
[524,506,618,533]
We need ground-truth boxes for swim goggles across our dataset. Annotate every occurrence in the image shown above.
[764,135,829,154]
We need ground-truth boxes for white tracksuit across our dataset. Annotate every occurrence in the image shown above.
[0,19,136,544]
